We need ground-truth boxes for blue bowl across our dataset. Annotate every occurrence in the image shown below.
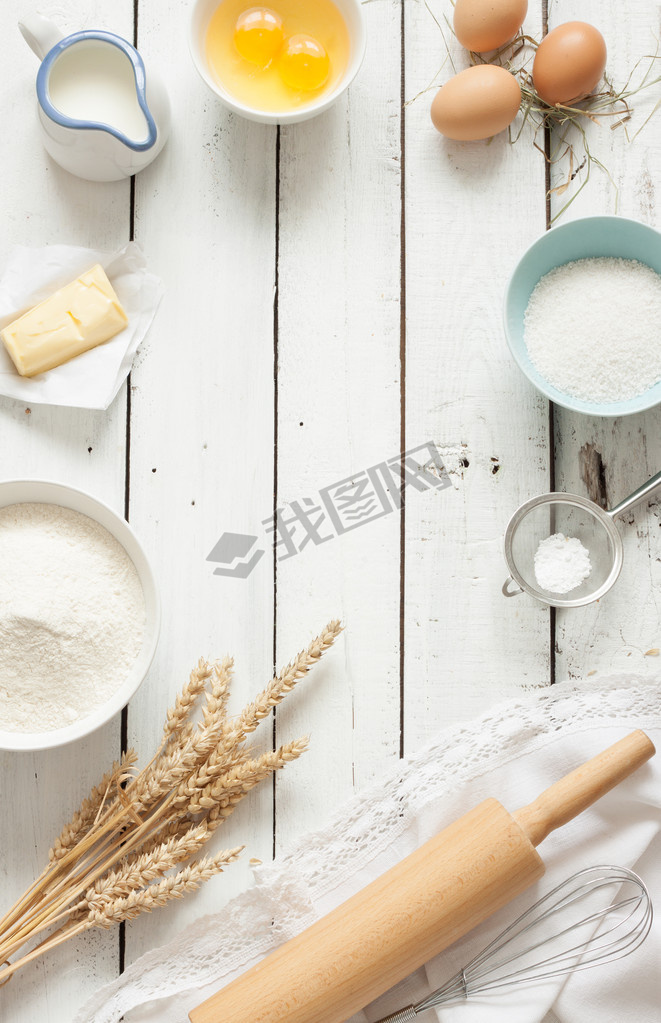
[504,216,661,416]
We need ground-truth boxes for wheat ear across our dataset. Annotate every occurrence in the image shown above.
[86,851,242,927]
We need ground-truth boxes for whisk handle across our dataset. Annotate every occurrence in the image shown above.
[514,730,655,847]
[373,1008,418,1023]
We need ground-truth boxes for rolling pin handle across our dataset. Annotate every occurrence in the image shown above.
[514,729,656,847]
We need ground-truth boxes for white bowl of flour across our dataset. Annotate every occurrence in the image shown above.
[0,479,160,751]
[504,216,661,416]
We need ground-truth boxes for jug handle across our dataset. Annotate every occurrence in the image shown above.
[19,13,64,61]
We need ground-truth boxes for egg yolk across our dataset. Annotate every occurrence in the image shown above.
[234,8,284,68]
[277,34,330,92]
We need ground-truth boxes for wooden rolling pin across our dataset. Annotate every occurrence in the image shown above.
[189,730,655,1023]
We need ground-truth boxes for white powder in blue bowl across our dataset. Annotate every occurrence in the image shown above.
[524,257,661,403]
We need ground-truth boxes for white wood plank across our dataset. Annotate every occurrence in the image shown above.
[124,0,278,962]
[273,0,403,850]
[403,0,551,749]
[1,3,653,1021]
[0,2,133,1020]
[549,1,661,680]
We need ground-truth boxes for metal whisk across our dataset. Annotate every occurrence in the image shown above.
[374,865,652,1022]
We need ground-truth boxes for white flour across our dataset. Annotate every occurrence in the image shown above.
[524,257,661,403]
[0,503,145,733]
[534,532,592,594]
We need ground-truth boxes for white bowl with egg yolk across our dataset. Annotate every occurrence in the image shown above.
[189,0,367,124]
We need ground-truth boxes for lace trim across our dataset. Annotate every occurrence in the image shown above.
[256,674,661,901]
[72,674,661,1023]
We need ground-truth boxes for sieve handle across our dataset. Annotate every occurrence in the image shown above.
[502,576,523,597]
[607,469,661,518]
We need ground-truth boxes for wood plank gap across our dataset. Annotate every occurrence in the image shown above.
[123,175,136,533]
[272,125,281,862]
[549,404,556,685]
[399,0,407,759]
[119,2,140,977]
[119,174,136,974]
[541,0,556,686]
[542,0,550,229]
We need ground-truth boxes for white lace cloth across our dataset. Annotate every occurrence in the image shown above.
[73,675,661,1023]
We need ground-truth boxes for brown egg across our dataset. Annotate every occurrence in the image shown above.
[454,0,528,53]
[431,64,522,141]
[533,22,607,106]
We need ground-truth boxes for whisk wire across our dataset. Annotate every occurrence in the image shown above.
[375,866,652,1020]
[470,887,647,986]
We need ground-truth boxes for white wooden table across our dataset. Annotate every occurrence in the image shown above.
[1,1,660,1019]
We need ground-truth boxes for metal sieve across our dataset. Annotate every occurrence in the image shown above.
[503,469,661,607]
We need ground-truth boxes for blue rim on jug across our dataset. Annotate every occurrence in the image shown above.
[36,30,158,152]
[503,215,661,417]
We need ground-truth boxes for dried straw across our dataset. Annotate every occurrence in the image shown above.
[0,620,342,987]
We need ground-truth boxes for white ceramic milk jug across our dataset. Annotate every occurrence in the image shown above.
[19,13,171,182]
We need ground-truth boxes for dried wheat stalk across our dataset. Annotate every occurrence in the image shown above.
[0,620,342,986]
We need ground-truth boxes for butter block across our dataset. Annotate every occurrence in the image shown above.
[1,264,128,377]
